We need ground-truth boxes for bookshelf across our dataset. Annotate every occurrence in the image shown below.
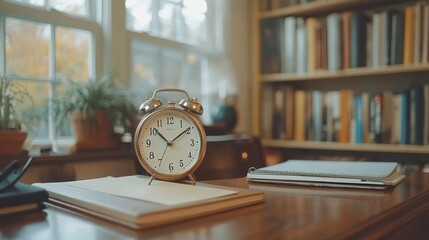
[251,0,429,164]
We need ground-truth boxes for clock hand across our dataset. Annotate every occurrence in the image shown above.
[155,128,172,145]
[171,127,191,143]
[158,144,168,167]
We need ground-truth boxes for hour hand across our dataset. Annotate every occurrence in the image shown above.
[155,128,170,144]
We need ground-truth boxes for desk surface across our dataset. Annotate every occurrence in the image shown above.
[1,173,429,240]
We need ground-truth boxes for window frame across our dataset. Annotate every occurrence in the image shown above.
[0,0,102,146]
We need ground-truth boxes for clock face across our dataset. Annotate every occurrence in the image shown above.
[134,108,206,179]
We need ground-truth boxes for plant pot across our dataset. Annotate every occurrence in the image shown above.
[70,111,121,152]
[0,130,27,157]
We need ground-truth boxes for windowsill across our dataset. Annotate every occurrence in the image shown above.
[0,142,135,166]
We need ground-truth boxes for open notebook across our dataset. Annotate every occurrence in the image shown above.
[34,175,263,229]
[247,160,405,189]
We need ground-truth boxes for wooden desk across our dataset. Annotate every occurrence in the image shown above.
[1,173,429,240]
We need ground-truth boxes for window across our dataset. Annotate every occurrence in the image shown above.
[0,0,225,148]
[126,0,210,46]
[0,0,98,146]
[125,0,223,123]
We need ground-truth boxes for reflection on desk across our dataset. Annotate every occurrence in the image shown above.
[1,173,429,240]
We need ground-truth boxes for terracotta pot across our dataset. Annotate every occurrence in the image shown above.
[70,111,121,151]
[0,130,27,157]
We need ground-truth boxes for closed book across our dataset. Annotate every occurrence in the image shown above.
[327,13,342,71]
[390,10,405,65]
[34,176,264,229]
[342,11,352,69]
[350,12,368,68]
[312,90,323,141]
[423,4,429,63]
[424,84,429,145]
[361,92,371,143]
[403,6,415,65]
[272,87,285,139]
[369,93,383,143]
[408,85,424,145]
[296,17,307,73]
[283,86,295,140]
[339,89,353,143]
[247,160,405,189]
[305,91,314,140]
[326,91,340,142]
[391,93,402,144]
[381,91,393,144]
[372,12,382,67]
[354,95,363,143]
[414,2,424,64]
[306,17,318,72]
[283,16,297,73]
[262,85,274,138]
[382,10,393,66]
[293,90,306,141]
[401,89,410,144]
[0,182,48,216]
[260,19,283,73]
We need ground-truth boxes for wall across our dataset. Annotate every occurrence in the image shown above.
[223,0,252,133]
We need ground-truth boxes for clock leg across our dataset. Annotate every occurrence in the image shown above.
[148,175,156,185]
[188,173,197,185]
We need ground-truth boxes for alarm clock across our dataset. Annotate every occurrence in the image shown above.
[134,88,207,185]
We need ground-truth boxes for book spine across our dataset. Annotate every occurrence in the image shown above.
[350,12,367,68]
[403,6,415,65]
[327,13,342,71]
[390,10,405,65]
[284,16,297,73]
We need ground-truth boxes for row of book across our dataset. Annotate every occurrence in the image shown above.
[261,0,319,11]
[260,2,429,74]
[261,84,429,145]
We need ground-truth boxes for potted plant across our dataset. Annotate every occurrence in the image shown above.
[54,75,137,151]
[0,77,29,157]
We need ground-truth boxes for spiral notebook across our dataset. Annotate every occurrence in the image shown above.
[247,160,405,189]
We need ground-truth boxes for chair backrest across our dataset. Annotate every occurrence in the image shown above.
[194,134,266,180]
[133,133,266,181]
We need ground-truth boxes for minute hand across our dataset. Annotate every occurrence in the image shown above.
[171,127,191,143]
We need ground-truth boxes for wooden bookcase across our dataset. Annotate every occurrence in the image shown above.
[251,0,429,166]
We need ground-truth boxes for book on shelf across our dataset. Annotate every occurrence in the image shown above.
[262,84,429,145]
[34,175,264,229]
[306,17,318,72]
[390,9,405,65]
[259,2,429,74]
[247,160,405,190]
[0,182,48,216]
[350,12,368,68]
[423,4,429,63]
[293,90,306,141]
[283,16,297,73]
[296,17,307,73]
[260,19,283,74]
[403,5,415,65]
[327,13,342,71]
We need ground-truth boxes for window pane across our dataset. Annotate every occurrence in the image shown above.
[12,80,50,140]
[5,18,50,78]
[182,0,207,44]
[8,0,44,7]
[49,0,89,17]
[157,0,181,39]
[126,0,152,32]
[54,83,73,138]
[56,27,91,81]
[130,41,202,104]
[130,41,160,103]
